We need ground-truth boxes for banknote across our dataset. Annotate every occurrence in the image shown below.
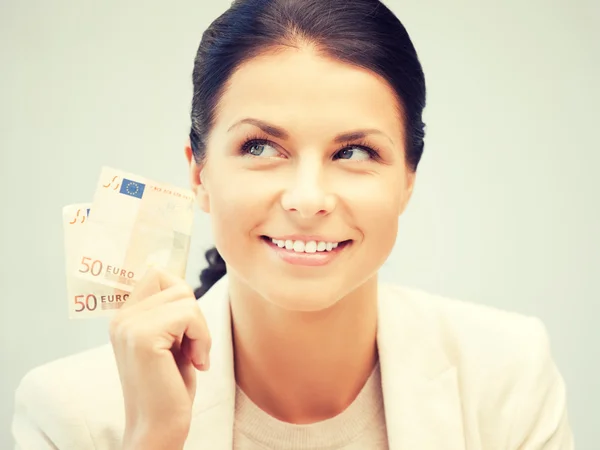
[63,203,128,318]
[73,167,195,293]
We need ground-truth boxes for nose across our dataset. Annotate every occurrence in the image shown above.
[280,164,336,219]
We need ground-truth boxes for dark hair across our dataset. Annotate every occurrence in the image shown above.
[190,0,426,298]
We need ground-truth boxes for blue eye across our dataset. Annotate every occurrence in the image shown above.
[240,137,381,162]
[242,140,280,157]
[335,147,373,161]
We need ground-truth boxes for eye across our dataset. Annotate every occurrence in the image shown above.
[241,139,281,158]
[334,146,374,162]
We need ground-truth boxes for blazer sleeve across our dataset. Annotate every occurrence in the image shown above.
[508,318,574,449]
[12,366,97,450]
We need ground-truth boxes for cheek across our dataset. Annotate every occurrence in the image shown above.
[341,174,403,244]
[208,170,273,218]
[344,172,403,213]
[203,170,271,260]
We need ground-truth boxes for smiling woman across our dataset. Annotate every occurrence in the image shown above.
[12,1,573,449]
[190,44,415,313]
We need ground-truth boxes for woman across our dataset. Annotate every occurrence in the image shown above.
[13,0,573,449]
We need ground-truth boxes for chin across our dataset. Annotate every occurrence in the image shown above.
[258,277,352,312]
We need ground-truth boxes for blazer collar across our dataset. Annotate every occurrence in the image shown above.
[185,276,236,449]
[184,278,465,450]
[377,284,466,449]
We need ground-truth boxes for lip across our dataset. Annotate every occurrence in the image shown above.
[264,234,346,243]
[261,236,351,267]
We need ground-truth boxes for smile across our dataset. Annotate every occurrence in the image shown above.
[261,236,352,266]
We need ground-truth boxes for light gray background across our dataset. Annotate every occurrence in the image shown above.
[1,0,598,447]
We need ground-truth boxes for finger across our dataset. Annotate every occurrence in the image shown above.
[116,283,196,325]
[180,336,206,371]
[123,266,163,307]
[123,267,187,309]
[176,337,199,397]
[183,307,212,370]
[131,266,187,300]
[133,299,211,367]
[155,267,189,291]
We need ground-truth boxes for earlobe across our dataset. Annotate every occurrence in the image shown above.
[399,171,416,216]
[196,168,211,214]
[184,140,210,213]
[185,141,201,190]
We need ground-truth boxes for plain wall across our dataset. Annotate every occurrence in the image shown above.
[1,0,598,447]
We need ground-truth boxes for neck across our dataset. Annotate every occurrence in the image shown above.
[229,276,379,424]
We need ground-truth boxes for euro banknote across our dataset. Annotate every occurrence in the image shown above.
[64,167,195,317]
[63,203,126,318]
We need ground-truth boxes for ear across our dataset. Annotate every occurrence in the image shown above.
[398,170,416,216]
[185,138,210,213]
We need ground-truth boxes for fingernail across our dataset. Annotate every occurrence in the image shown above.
[195,354,210,371]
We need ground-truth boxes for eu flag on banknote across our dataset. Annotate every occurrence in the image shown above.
[119,178,145,199]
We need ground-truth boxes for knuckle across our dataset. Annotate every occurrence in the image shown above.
[122,325,149,352]
[145,266,160,279]
[183,304,198,322]
[184,286,196,299]
[120,295,137,308]
[109,315,145,349]
[172,283,195,300]
[126,290,142,306]
[126,288,140,301]
[109,317,133,346]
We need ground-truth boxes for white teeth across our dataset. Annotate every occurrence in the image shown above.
[305,241,317,253]
[293,240,305,252]
[269,238,343,253]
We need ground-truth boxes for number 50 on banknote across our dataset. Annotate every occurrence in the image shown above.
[63,204,129,318]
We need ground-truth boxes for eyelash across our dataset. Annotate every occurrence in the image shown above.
[239,133,382,161]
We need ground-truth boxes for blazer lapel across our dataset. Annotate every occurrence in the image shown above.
[377,284,466,450]
[185,276,236,449]
[183,279,467,449]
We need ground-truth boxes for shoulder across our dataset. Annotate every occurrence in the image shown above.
[13,344,124,449]
[380,284,573,448]
[381,283,548,362]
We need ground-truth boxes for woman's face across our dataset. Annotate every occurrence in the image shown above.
[187,47,415,311]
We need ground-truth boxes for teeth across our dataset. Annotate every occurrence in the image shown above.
[305,241,317,253]
[270,238,342,253]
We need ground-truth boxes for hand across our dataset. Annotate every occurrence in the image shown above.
[109,268,211,450]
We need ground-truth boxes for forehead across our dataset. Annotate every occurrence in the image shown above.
[213,48,404,141]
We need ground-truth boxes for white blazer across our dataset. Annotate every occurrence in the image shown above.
[12,277,574,449]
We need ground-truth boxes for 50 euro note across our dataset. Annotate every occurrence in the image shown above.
[66,167,195,317]
[63,203,128,318]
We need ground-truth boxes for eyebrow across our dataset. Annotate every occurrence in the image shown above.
[227,118,394,146]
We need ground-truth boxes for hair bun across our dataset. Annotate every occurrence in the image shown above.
[194,247,227,298]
